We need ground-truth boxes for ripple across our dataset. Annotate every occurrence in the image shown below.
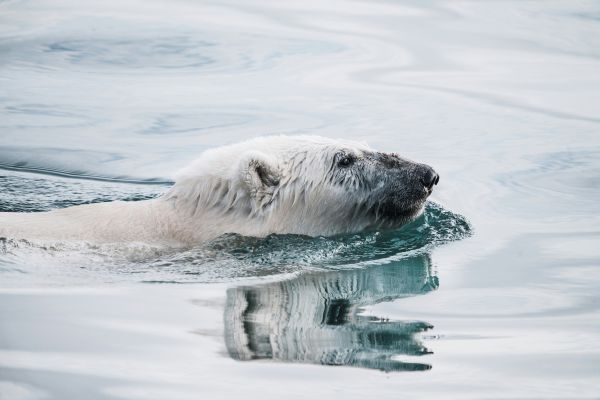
[0,170,167,213]
[137,112,256,135]
[494,149,600,217]
[0,151,174,186]
[43,36,217,71]
[1,28,343,75]
[1,103,99,129]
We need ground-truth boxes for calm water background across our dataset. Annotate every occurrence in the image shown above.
[1,0,600,399]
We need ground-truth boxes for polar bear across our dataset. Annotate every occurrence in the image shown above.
[0,136,438,246]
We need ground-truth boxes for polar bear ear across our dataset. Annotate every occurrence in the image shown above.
[238,151,281,207]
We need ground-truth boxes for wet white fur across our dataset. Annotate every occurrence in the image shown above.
[0,136,380,247]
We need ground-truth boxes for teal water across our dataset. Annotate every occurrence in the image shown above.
[1,0,600,399]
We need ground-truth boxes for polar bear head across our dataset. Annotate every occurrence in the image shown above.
[165,136,438,241]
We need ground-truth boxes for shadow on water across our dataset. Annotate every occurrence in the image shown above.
[224,254,437,372]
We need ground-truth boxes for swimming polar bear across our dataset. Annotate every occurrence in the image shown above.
[0,136,438,246]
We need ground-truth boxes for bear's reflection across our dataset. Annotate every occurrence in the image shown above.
[224,254,437,372]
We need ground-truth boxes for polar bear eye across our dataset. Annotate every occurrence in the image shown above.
[337,154,355,168]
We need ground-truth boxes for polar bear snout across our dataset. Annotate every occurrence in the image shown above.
[418,165,439,192]
[371,152,438,195]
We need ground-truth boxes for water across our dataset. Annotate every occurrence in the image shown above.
[1,0,599,398]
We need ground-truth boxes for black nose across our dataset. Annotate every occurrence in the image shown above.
[419,167,439,190]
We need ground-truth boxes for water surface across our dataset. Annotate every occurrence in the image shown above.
[1,0,600,399]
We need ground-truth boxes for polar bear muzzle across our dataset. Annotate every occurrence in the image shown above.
[360,151,439,227]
